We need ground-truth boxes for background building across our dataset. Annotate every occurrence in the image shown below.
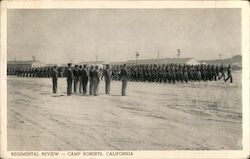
[7,59,46,70]
[126,58,200,65]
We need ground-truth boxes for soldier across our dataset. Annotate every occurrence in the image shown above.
[73,65,79,93]
[197,66,201,82]
[89,65,94,95]
[93,65,100,96]
[219,64,225,81]
[225,65,233,83]
[120,64,129,96]
[66,63,74,96]
[79,64,88,95]
[51,66,58,94]
[78,65,83,93]
[215,65,219,81]
[102,64,112,94]
[183,66,188,83]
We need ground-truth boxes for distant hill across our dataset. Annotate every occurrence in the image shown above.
[200,55,242,70]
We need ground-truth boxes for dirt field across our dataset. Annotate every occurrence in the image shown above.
[7,71,242,150]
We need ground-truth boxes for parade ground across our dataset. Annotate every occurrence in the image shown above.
[7,71,242,150]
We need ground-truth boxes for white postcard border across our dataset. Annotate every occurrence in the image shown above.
[1,1,249,159]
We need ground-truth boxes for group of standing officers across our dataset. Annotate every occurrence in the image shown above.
[51,63,129,96]
[8,63,233,96]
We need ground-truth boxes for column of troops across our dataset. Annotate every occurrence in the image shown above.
[7,66,66,78]
[111,64,233,83]
[7,63,233,96]
[7,63,233,84]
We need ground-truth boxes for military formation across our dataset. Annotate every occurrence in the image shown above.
[111,64,233,83]
[7,63,233,96]
[7,66,66,78]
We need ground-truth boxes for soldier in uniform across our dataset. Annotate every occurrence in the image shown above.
[73,65,79,93]
[102,64,112,94]
[66,63,74,96]
[93,65,100,96]
[197,66,201,82]
[89,65,94,95]
[225,65,233,83]
[51,66,58,94]
[78,65,83,93]
[219,64,226,81]
[120,64,129,96]
[215,65,219,81]
[183,66,188,83]
[79,64,88,95]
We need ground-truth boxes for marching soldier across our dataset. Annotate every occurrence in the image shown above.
[120,64,129,96]
[102,64,112,94]
[219,64,225,81]
[183,66,188,83]
[225,65,233,83]
[66,63,74,96]
[51,66,58,94]
[93,65,100,96]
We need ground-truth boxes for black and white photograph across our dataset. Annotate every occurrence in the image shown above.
[1,1,249,159]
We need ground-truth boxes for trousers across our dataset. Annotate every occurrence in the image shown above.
[73,77,78,93]
[121,77,127,96]
[105,80,111,94]
[93,78,99,96]
[79,77,82,93]
[89,78,94,95]
[67,79,73,96]
[52,78,57,94]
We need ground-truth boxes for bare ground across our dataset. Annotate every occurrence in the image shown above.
[7,71,242,150]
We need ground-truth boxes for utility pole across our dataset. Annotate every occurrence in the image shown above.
[135,51,139,65]
[219,54,223,65]
[157,50,160,66]
[219,54,222,61]
[177,49,181,58]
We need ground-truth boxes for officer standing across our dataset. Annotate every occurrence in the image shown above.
[93,65,100,96]
[66,63,74,96]
[78,65,83,93]
[51,66,58,94]
[79,64,88,95]
[89,65,94,95]
[102,64,112,94]
[73,65,79,93]
[120,64,128,96]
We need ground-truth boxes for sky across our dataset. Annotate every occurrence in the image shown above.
[7,9,241,64]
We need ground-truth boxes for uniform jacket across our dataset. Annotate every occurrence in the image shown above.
[51,69,58,79]
[102,68,112,81]
[79,68,88,81]
[66,68,74,80]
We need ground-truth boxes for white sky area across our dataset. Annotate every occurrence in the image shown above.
[7,9,241,64]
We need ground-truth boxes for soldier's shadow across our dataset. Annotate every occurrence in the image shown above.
[51,93,66,97]
[110,95,121,97]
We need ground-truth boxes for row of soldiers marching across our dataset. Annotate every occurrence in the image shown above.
[111,64,233,83]
[8,63,233,84]
[8,66,66,78]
